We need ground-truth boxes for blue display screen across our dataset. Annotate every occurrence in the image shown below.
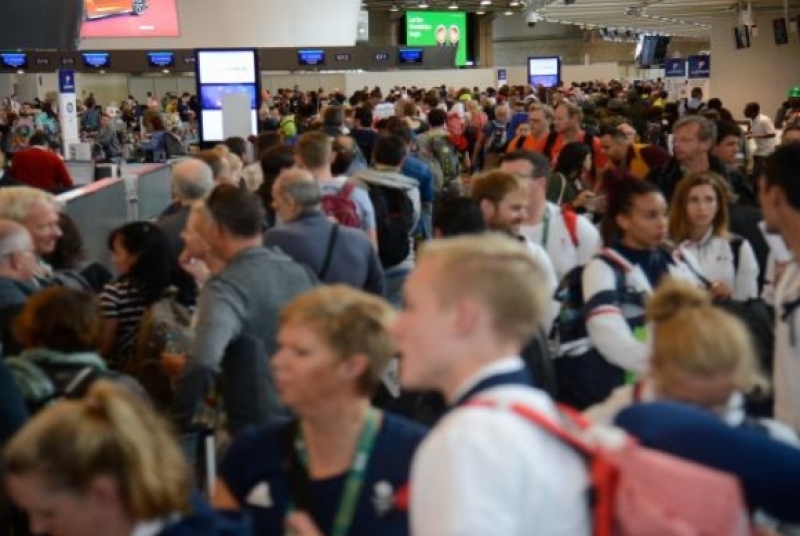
[82,52,110,68]
[147,51,175,68]
[298,49,325,66]
[1,53,27,69]
[398,48,424,64]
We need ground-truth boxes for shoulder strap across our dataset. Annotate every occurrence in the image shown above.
[283,420,314,510]
[673,247,713,289]
[561,209,579,247]
[730,236,744,274]
[318,225,339,281]
[466,399,593,456]
[543,131,558,159]
[556,173,568,206]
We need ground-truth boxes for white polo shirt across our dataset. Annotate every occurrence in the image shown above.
[749,114,777,157]
[410,358,591,536]
[520,203,603,281]
[773,261,800,433]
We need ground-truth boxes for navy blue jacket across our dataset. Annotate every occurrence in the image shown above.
[264,210,384,296]
[160,497,254,536]
[616,402,800,523]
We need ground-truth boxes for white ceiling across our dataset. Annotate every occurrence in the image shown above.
[362,0,800,38]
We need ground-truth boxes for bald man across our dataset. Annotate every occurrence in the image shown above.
[265,169,384,294]
[158,159,215,259]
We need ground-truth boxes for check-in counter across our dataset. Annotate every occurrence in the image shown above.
[121,162,174,221]
[56,178,129,270]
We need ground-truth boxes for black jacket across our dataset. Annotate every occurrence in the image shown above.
[646,154,756,207]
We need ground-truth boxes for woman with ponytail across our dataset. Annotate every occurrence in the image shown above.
[3,381,253,536]
[556,178,702,410]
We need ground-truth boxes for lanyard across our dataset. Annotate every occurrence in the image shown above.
[540,208,551,248]
[293,408,380,536]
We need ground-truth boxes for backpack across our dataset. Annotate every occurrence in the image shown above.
[6,358,142,413]
[127,289,193,410]
[553,251,650,408]
[467,400,751,536]
[430,134,460,191]
[321,182,362,228]
[367,184,416,268]
[486,121,508,153]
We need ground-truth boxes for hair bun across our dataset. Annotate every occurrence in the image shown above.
[647,277,710,323]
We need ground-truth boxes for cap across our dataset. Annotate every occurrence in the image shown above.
[789,86,800,98]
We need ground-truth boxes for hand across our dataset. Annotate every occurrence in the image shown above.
[572,190,595,209]
[179,256,211,285]
[774,261,790,286]
[284,512,324,536]
[162,352,187,377]
[709,281,733,300]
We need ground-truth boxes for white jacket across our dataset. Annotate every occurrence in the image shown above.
[680,230,759,301]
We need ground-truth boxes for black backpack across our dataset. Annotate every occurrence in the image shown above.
[367,184,416,268]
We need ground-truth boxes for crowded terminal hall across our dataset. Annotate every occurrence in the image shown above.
[2,0,800,535]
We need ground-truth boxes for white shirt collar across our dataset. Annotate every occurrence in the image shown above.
[130,519,168,536]
[452,356,525,402]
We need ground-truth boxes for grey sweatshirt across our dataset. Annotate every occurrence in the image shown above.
[171,246,316,433]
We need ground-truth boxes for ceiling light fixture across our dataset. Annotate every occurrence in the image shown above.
[449,1,459,9]
[476,8,486,14]
[480,0,492,5]
[390,2,399,11]
[418,0,430,7]
[510,0,521,6]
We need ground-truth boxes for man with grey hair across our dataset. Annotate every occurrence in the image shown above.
[158,159,215,258]
[266,169,384,294]
[0,220,39,354]
[646,115,725,202]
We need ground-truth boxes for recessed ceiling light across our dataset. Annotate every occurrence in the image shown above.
[449,1,458,9]
[476,8,486,14]
[480,0,492,5]
[510,0,521,6]
[418,0,430,7]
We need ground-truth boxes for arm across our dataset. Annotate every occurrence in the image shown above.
[527,242,558,333]
[734,239,760,301]
[363,247,386,296]
[188,280,245,369]
[583,260,649,373]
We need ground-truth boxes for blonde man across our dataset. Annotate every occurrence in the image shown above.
[392,234,590,536]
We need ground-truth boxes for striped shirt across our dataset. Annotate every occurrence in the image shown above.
[100,278,148,362]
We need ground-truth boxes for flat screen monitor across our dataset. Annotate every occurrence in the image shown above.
[82,52,111,69]
[0,53,27,70]
[81,0,180,38]
[298,49,325,67]
[398,48,424,64]
[405,10,468,67]
[527,56,561,88]
[147,51,175,68]
[195,49,260,143]
[773,18,789,45]
[734,25,751,49]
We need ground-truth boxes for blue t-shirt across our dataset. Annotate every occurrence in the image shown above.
[219,412,426,536]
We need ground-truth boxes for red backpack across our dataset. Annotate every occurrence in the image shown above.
[468,400,752,536]
[321,182,362,229]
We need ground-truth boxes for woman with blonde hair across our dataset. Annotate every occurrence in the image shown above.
[213,285,425,536]
[668,171,760,302]
[4,381,253,536]
[586,278,796,444]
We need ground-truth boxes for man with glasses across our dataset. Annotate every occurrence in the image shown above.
[0,220,39,354]
[501,151,601,281]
